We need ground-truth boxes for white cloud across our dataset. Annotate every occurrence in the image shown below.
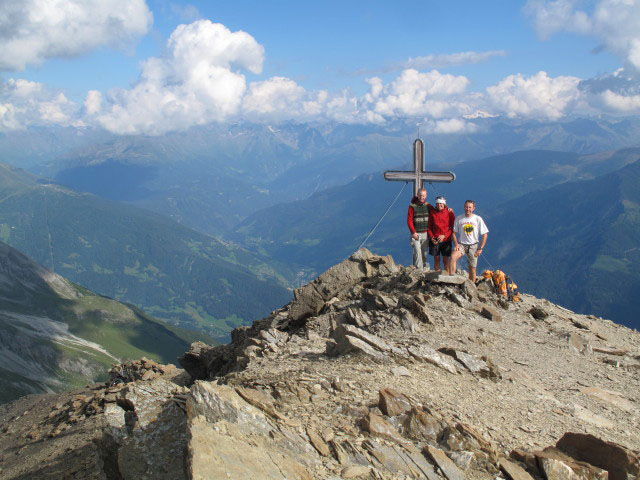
[0,103,20,130]
[243,77,304,114]
[94,20,265,134]
[525,0,640,71]
[404,51,507,70]
[84,90,102,116]
[0,0,152,71]
[486,71,581,119]
[354,50,506,75]
[365,69,471,118]
[599,90,640,112]
[0,78,76,130]
[423,118,479,134]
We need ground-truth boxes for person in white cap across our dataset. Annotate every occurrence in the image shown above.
[449,200,489,282]
[427,196,455,272]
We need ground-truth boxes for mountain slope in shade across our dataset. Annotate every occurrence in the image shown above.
[489,159,640,329]
[233,148,640,271]
[0,163,293,340]
[0,240,193,404]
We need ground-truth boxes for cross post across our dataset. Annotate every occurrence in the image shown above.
[384,139,455,197]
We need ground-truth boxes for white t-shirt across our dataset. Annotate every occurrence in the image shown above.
[453,214,489,245]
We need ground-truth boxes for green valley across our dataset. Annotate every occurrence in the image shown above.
[0,163,292,340]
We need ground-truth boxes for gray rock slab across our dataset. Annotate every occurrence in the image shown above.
[363,440,439,480]
[118,378,183,429]
[187,382,272,435]
[439,348,489,375]
[188,416,314,480]
[425,445,465,480]
[408,345,460,374]
[424,272,466,284]
[478,304,502,322]
[499,457,536,480]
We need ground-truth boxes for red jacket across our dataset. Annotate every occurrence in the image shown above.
[427,207,455,241]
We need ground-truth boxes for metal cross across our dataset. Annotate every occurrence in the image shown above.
[384,139,455,197]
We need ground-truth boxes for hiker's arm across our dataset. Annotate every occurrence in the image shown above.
[427,214,436,241]
[407,207,417,238]
[444,210,455,240]
[475,233,488,257]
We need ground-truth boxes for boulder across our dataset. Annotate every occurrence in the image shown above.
[401,407,447,442]
[359,412,405,443]
[556,432,640,480]
[529,306,550,320]
[378,388,412,416]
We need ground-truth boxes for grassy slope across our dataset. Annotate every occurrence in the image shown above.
[0,253,198,404]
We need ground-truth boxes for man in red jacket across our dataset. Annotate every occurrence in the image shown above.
[407,188,433,270]
[427,196,455,272]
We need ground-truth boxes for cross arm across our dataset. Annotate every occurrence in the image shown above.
[383,171,456,183]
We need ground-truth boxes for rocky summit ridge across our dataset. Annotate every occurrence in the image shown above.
[1,249,639,479]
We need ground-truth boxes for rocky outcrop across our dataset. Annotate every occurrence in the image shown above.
[1,248,639,479]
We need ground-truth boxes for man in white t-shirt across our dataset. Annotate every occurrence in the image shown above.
[448,200,489,282]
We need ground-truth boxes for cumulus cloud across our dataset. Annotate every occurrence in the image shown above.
[422,118,479,134]
[0,0,152,71]
[525,0,640,71]
[93,20,265,134]
[486,71,582,119]
[0,78,77,130]
[597,90,640,112]
[243,77,332,120]
[363,69,471,118]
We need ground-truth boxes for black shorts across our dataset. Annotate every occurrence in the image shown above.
[429,240,452,257]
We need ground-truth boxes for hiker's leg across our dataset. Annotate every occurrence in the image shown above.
[420,234,430,270]
[469,265,476,282]
[449,247,462,275]
[466,244,479,282]
[439,241,451,274]
[434,255,441,271]
[411,236,423,269]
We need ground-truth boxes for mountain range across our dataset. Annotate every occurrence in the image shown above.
[1,118,639,333]
[0,239,193,404]
[4,116,638,237]
[0,163,292,340]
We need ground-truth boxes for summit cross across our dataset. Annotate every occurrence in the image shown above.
[383,139,456,197]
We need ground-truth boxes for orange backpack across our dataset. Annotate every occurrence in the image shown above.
[482,270,521,302]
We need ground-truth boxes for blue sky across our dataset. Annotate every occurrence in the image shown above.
[1,0,639,135]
